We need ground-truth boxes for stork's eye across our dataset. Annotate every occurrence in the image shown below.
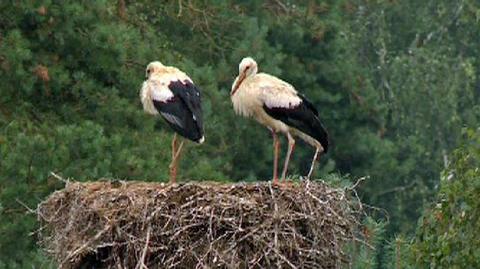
[245,66,250,70]
[147,69,151,73]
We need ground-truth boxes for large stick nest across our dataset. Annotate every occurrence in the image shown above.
[37,180,361,268]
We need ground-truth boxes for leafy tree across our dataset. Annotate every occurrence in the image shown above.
[0,0,479,267]
[411,128,480,268]
[341,0,480,236]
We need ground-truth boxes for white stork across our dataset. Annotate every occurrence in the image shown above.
[231,57,329,184]
[140,61,204,183]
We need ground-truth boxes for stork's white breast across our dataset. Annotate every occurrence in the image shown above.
[231,75,294,133]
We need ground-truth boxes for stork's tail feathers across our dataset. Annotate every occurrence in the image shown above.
[263,96,330,154]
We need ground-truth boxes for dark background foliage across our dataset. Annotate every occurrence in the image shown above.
[0,0,479,267]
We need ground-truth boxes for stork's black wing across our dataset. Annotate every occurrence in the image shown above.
[263,95,329,152]
[153,80,204,143]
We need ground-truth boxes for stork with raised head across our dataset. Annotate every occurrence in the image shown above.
[231,57,329,184]
[140,61,204,183]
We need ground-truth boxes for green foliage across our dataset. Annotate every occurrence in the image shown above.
[341,0,480,237]
[0,0,479,267]
[411,128,480,268]
[348,217,387,269]
[383,235,416,269]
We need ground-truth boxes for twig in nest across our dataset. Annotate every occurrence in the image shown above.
[348,176,368,190]
[16,198,37,214]
[135,225,151,269]
[50,172,69,184]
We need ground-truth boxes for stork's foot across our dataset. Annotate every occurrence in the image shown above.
[280,178,295,188]
[272,177,295,188]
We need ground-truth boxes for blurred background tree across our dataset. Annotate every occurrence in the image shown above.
[0,0,479,267]
[411,128,480,268]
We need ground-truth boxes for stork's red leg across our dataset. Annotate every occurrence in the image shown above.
[281,133,295,182]
[169,134,182,184]
[169,134,178,183]
[307,146,323,180]
[172,141,184,161]
[169,140,185,184]
[171,133,178,159]
[272,132,280,184]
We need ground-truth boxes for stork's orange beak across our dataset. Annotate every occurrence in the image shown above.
[231,72,246,96]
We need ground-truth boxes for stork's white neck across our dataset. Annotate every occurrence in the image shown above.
[231,68,257,96]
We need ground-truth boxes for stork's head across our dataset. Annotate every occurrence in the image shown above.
[239,57,258,77]
[145,61,165,79]
[231,57,258,96]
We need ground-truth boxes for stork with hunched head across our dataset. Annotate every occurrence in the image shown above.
[231,57,329,184]
[141,61,204,183]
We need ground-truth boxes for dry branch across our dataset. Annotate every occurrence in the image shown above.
[37,180,362,268]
